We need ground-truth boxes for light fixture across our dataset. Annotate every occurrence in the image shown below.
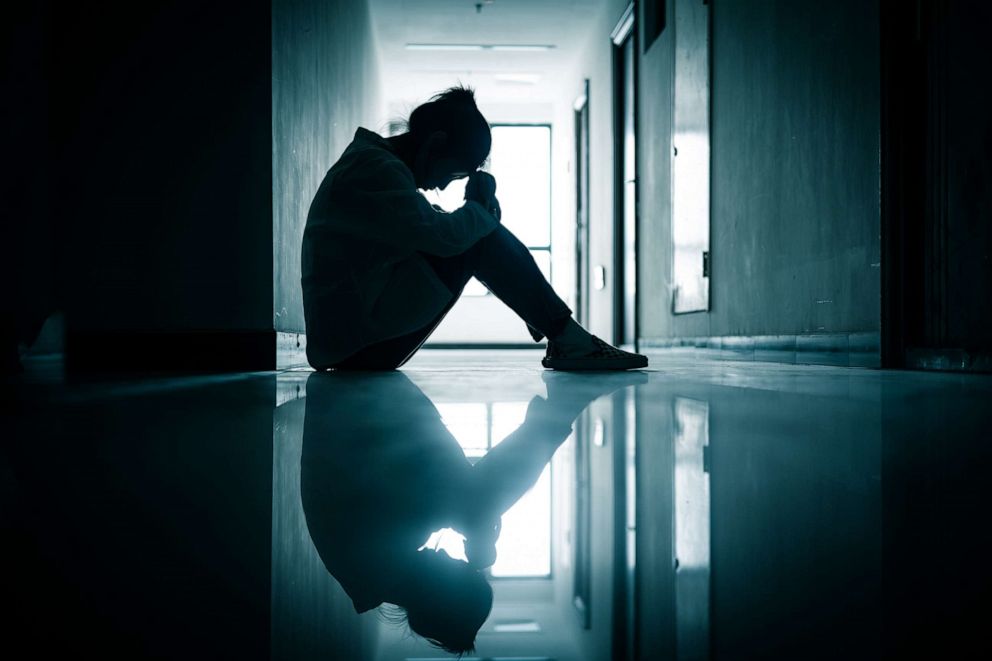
[493,620,542,633]
[405,43,484,51]
[405,43,555,52]
[494,72,541,85]
[491,44,555,52]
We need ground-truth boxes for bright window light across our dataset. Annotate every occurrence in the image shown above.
[491,402,528,445]
[404,43,554,52]
[436,402,488,458]
[491,464,551,577]
[490,125,551,248]
[530,249,551,284]
[491,401,551,578]
[420,527,467,562]
[432,401,553,578]
[422,125,552,298]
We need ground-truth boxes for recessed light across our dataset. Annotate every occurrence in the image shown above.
[405,43,484,51]
[490,44,555,52]
[493,620,542,633]
[494,73,541,85]
[405,43,555,52]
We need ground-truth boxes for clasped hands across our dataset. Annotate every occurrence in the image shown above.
[464,171,501,222]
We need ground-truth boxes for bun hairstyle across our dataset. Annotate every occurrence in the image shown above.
[407,86,492,170]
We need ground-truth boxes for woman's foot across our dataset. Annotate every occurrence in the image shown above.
[543,319,648,371]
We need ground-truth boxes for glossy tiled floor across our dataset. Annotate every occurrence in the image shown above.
[4,350,990,659]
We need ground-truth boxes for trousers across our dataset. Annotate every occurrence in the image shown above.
[333,224,572,370]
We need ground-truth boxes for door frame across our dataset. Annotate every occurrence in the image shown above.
[612,2,638,349]
[574,80,591,328]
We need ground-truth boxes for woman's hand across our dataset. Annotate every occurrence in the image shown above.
[465,171,501,222]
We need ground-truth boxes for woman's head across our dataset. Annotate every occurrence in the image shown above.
[383,548,494,655]
[403,86,492,190]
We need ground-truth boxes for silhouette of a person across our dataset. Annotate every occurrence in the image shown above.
[301,86,647,371]
[300,370,645,654]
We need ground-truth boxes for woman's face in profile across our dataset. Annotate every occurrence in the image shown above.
[415,131,473,190]
[423,156,470,191]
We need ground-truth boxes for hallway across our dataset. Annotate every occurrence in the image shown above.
[6,1,992,658]
[6,351,990,659]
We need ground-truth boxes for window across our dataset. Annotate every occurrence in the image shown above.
[425,125,553,297]
[421,401,552,578]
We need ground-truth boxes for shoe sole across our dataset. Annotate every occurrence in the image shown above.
[542,355,648,371]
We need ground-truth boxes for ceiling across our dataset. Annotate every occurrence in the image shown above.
[370,0,604,116]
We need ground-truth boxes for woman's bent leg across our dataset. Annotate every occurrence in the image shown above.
[331,270,470,370]
[333,225,572,369]
[332,298,458,370]
[331,327,430,370]
[459,225,573,341]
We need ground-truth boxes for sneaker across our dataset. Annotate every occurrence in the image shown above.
[542,335,648,371]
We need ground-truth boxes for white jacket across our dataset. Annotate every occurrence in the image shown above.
[302,128,498,368]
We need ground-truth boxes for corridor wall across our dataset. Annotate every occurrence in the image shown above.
[46,0,381,371]
[272,0,384,344]
[55,1,274,371]
[637,0,881,357]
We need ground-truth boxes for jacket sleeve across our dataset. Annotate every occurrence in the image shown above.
[331,151,500,258]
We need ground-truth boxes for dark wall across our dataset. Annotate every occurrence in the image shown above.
[10,0,384,371]
[52,2,273,339]
[272,0,382,334]
[6,377,274,657]
[638,0,881,340]
[929,0,992,354]
[3,2,55,367]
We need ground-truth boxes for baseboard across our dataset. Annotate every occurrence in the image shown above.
[640,332,881,368]
[66,329,280,373]
[276,331,308,370]
[905,348,992,373]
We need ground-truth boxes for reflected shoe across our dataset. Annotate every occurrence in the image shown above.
[542,335,648,371]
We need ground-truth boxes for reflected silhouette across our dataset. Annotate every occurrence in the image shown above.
[300,370,645,654]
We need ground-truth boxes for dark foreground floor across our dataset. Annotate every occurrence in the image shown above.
[3,350,990,660]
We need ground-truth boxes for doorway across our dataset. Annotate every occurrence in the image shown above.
[612,3,637,348]
[880,0,992,371]
[574,80,591,328]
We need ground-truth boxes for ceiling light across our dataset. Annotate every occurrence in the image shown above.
[494,73,541,85]
[405,43,555,52]
[405,43,484,51]
[493,620,542,633]
[490,44,555,52]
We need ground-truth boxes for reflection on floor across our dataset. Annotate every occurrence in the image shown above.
[5,350,991,659]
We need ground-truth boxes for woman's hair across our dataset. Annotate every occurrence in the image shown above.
[377,549,494,656]
[406,86,492,170]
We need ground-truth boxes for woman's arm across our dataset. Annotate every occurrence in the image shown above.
[334,155,500,257]
[465,171,501,222]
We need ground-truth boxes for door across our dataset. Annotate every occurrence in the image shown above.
[575,81,591,327]
[613,3,638,347]
[671,0,711,315]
